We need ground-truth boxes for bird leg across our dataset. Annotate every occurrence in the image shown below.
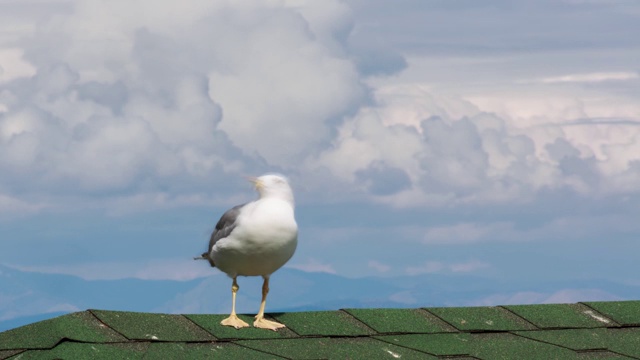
[253,276,285,331]
[220,277,249,329]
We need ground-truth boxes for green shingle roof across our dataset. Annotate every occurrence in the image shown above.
[1,300,639,359]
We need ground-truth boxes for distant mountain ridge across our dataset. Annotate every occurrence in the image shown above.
[1,264,638,332]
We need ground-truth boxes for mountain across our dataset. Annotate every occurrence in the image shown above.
[0,264,405,332]
[1,264,638,332]
[0,264,198,323]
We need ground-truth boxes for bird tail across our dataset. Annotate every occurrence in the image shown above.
[194,252,216,267]
[193,252,208,260]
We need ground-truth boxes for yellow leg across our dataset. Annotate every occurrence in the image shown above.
[253,276,285,331]
[220,277,249,329]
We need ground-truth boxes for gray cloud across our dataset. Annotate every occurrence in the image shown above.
[0,58,248,197]
[347,0,640,55]
[355,161,411,196]
[1,0,640,215]
[418,116,489,194]
[0,0,387,210]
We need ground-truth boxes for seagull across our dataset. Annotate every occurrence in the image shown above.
[195,174,298,330]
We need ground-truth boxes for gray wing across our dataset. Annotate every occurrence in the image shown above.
[200,203,247,267]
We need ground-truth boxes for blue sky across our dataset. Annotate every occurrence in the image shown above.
[1,0,640,307]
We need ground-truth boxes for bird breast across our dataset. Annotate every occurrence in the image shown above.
[212,198,298,277]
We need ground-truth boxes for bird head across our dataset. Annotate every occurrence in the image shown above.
[248,174,294,203]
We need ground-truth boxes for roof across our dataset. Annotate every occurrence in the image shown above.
[1,300,640,359]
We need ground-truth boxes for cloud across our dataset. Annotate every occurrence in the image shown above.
[471,288,621,307]
[311,85,549,206]
[449,260,491,273]
[389,291,417,305]
[338,1,640,206]
[0,0,391,212]
[0,301,81,323]
[311,79,640,207]
[0,64,247,198]
[423,210,640,245]
[0,49,36,83]
[348,0,640,57]
[470,292,548,306]
[534,71,639,84]
[287,258,337,274]
[405,261,444,275]
[423,222,515,245]
[0,193,46,216]
[8,259,213,281]
[205,2,367,165]
[406,260,490,275]
[368,260,391,273]
[1,0,640,215]
[356,161,412,196]
[543,289,621,304]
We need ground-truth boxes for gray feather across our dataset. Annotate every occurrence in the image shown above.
[200,203,246,267]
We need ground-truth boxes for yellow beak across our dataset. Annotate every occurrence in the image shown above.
[246,176,263,190]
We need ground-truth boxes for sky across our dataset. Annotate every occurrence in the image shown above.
[1,0,640,305]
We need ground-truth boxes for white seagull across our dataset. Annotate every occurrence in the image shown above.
[196,174,298,330]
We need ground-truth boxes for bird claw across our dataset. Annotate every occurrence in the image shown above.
[253,316,286,331]
[220,314,250,329]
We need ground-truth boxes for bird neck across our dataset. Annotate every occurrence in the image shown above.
[259,192,295,207]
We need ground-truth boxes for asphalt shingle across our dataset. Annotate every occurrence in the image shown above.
[375,333,471,357]
[271,310,375,337]
[470,332,578,360]
[604,328,640,358]
[91,310,215,342]
[575,351,636,359]
[583,301,640,326]
[2,300,640,360]
[10,342,149,360]
[236,337,437,360]
[0,351,22,360]
[0,311,126,351]
[514,328,612,351]
[344,308,457,334]
[504,303,612,329]
[425,305,537,332]
[142,342,283,360]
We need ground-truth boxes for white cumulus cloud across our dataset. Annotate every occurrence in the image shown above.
[1,0,640,219]
[0,0,387,212]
